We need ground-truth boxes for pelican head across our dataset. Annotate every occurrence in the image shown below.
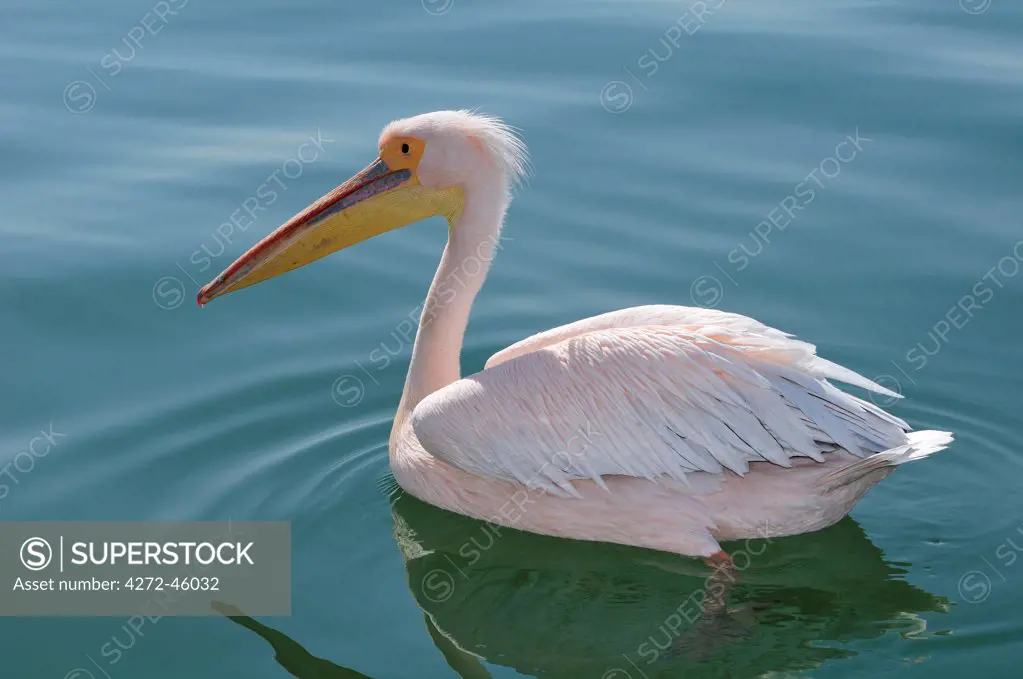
[197,110,528,305]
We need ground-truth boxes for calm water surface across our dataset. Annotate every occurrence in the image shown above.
[2,0,1022,676]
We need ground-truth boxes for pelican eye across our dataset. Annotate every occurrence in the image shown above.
[401,143,411,155]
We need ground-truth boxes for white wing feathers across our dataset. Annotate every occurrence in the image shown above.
[411,307,909,498]
[484,305,796,369]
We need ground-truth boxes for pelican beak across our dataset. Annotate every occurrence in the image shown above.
[197,156,462,305]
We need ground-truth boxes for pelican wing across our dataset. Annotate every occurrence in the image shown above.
[412,309,909,497]
[485,305,797,369]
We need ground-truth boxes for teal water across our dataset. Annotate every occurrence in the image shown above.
[3,0,1022,676]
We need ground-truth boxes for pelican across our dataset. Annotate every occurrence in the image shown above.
[198,110,953,565]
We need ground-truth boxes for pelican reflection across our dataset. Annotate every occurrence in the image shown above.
[213,491,947,678]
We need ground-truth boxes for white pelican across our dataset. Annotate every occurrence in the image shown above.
[198,110,953,565]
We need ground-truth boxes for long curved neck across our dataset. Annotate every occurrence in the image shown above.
[393,179,509,434]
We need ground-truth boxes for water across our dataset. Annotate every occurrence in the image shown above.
[2,0,1022,676]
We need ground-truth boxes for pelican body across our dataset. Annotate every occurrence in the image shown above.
[199,111,953,560]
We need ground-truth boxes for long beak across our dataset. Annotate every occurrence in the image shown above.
[197,158,462,305]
